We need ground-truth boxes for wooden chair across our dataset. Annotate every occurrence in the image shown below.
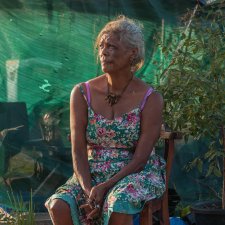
[140,128,182,225]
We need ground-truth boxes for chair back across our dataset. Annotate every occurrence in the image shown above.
[159,130,182,190]
[139,129,182,225]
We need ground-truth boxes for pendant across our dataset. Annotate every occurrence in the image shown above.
[105,93,121,106]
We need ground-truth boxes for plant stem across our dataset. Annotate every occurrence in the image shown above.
[159,18,165,84]
[222,125,225,209]
[159,4,198,79]
[189,176,221,200]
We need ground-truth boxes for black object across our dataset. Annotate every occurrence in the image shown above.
[191,200,225,225]
[183,213,196,225]
[168,188,181,216]
[0,102,71,195]
[0,102,29,173]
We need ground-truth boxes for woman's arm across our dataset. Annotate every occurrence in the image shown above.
[89,92,164,203]
[70,85,92,197]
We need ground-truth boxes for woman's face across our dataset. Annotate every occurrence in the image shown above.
[98,33,134,73]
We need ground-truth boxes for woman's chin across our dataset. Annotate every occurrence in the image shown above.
[101,66,113,73]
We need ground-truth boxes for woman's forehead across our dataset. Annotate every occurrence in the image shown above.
[100,32,121,43]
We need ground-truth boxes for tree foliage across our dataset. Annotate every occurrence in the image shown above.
[156,1,225,188]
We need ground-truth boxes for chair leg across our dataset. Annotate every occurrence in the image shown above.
[161,194,170,225]
[140,204,153,225]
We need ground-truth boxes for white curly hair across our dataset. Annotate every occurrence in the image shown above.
[95,15,145,71]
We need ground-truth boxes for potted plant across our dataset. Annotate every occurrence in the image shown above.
[154,1,225,224]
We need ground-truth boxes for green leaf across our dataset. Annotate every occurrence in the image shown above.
[180,33,186,40]
[197,159,203,173]
[213,166,222,177]
[206,164,214,177]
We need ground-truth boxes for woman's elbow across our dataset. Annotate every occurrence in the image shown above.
[133,160,148,173]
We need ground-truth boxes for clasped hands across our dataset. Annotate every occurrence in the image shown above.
[80,183,107,220]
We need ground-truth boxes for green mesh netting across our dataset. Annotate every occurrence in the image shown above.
[0,0,194,109]
[1,0,210,215]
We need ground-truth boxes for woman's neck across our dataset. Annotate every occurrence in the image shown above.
[106,72,134,93]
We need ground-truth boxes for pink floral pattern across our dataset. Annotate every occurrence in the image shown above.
[47,84,166,225]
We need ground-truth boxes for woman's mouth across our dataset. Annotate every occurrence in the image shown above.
[101,61,113,70]
[101,60,111,64]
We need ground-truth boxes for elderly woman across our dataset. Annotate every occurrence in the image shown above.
[45,15,165,225]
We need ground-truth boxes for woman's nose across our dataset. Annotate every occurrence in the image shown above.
[100,46,108,56]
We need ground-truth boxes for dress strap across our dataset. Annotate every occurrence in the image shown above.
[84,82,91,106]
[78,82,91,107]
[140,87,154,111]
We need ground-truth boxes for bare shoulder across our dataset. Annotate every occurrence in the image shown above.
[70,83,82,99]
[133,77,148,89]
[70,74,106,101]
[88,74,106,84]
[133,78,164,109]
[88,74,106,92]
[143,90,164,114]
[70,83,88,106]
[132,77,150,93]
[149,91,164,104]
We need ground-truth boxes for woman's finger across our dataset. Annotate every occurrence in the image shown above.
[87,208,99,220]
[79,203,92,215]
[80,204,90,209]
[94,195,103,204]
[88,192,96,202]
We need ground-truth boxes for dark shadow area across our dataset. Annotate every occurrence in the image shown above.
[0,0,196,24]
[0,0,23,9]
[0,102,72,212]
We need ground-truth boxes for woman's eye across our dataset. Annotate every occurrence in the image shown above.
[99,43,116,50]
[109,45,116,49]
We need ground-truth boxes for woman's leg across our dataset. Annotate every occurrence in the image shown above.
[45,199,73,225]
[109,212,133,225]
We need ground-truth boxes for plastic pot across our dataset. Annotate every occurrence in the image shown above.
[191,200,225,225]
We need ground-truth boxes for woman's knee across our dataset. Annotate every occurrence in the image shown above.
[46,199,70,215]
[109,212,133,225]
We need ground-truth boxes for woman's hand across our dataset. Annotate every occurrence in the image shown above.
[80,183,108,220]
[89,183,107,205]
[80,203,101,220]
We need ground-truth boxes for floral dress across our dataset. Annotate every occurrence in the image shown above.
[45,82,166,225]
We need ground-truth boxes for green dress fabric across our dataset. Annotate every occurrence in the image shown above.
[45,82,166,225]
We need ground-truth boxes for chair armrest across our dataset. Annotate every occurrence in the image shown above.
[160,130,182,140]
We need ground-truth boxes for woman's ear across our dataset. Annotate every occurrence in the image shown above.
[131,48,138,57]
